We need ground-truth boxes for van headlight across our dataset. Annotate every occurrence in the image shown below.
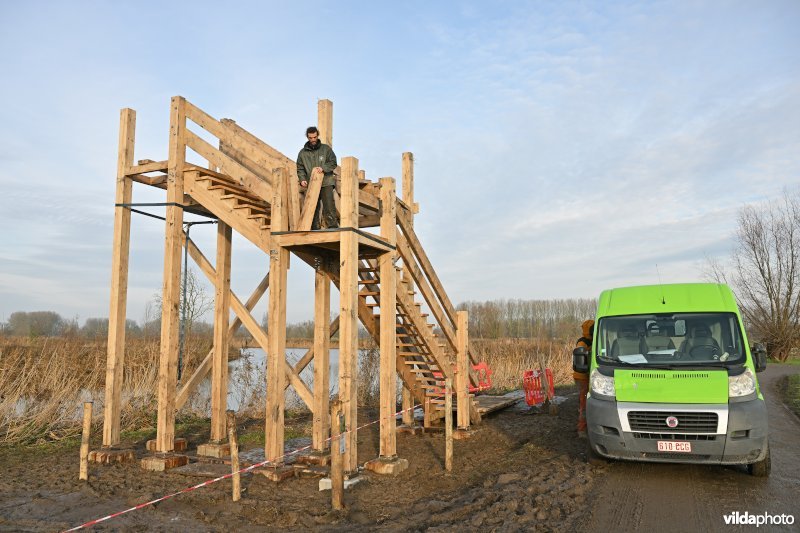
[590,369,615,400]
[729,368,756,397]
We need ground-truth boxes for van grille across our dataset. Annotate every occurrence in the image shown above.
[633,432,717,441]
[628,411,718,433]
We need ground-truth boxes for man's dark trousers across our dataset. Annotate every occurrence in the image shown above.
[312,185,339,230]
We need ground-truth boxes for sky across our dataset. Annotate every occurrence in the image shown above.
[0,0,798,325]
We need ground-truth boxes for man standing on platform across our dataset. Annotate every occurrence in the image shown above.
[297,126,338,230]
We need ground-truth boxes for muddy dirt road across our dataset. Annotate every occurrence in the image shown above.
[584,364,800,533]
[0,365,797,532]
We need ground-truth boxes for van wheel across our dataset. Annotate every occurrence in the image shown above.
[586,440,606,466]
[747,444,771,477]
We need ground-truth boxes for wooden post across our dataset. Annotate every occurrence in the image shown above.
[312,267,331,451]
[265,168,289,463]
[445,378,453,472]
[211,223,232,442]
[79,402,93,480]
[456,311,469,430]
[423,397,432,429]
[379,178,398,458]
[156,96,187,453]
[227,410,240,502]
[103,108,135,447]
[402,152,418,218]
[402,384,414,426]
[330,399,344,510]
[338,156,359,473]
[318,99,333,147]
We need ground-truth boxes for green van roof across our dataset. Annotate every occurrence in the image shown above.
[596,283,739,317]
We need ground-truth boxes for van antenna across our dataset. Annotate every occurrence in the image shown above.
[656,263,666,304]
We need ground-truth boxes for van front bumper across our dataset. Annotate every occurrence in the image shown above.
[586,396,768,465]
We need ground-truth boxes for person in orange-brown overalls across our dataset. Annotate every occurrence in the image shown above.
[575,319,594,439]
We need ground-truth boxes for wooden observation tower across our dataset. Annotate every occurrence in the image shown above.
[97,97,483,475]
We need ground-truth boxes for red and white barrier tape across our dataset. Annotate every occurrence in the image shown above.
[63,400,427,532]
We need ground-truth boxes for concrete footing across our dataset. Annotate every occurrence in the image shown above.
[319,474,363,491]
[364,456,409,476]
[88,447,136,464]
[396,424,422,435]
[454,428,477,440]
[295,450,330,466]
[140,453,189,472]
[257,464,295,482]
[197,441,230,458]
[145,437,188,453]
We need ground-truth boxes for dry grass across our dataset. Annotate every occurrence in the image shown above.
[0,337,209,445]
[471,338,574,393]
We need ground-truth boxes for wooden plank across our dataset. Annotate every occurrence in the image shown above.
[318,99,333,147]
[312,268,331,451]
[402,384,414,425]
[456,311,469,429]
[265,168,289,464]
[220,118,297,177]
[126,159,168,176]
[210,222,232,442]
[103,107,135,447]
[175,269,269,410]
[298,170,323,231]
[155,96,186,453]
[378,177,397,458]
[338,156,359,473]
[185,129,272,203]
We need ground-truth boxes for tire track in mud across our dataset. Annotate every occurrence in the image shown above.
[586,365,800,533]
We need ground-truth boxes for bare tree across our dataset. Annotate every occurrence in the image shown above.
[707,189,800,361]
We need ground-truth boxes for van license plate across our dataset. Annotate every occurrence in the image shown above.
[657,441,691,453]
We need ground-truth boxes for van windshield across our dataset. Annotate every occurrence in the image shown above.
[596,313,746,367]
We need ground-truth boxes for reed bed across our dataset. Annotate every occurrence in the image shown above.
[472,338,574,393]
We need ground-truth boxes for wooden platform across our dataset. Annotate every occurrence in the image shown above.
[272,227,395,259]
[473,395,521,416]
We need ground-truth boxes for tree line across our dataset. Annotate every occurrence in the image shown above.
[456,298,596,340]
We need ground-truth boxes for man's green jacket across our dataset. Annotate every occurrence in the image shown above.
[297,141,337,187]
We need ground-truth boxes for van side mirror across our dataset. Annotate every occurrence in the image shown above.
[573,346,589,374]
[752,343,767,373]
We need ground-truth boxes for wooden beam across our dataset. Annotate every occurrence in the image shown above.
[379,177,398,458]
[312,268,331,451]
[397,208,457,326]
[456,311,469,429]
[210,222,232,442]
[265,168,289,463]
[290,315,340,381]
[338,156,359,473]
[287,171,301,231]
[175,270,269,410]
[103,107,135,447]
[318,99,333,147]
[181,234,312,409]
[396,234,455,348]
[402,152,419,216]
[156,96,186,453]
[126,159,167,176]
[298,170,323,231]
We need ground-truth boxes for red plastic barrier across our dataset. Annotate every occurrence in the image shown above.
[470,361,492,392]
[523,368,554,406]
